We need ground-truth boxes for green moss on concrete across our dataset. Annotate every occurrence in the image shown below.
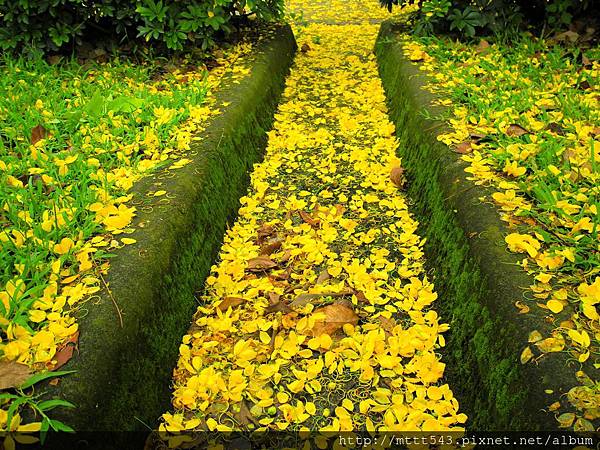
[44,24,296,445]
[375,22,575,431]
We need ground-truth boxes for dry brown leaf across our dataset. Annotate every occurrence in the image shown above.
[260,237,283,255]
[547,122,566,136]
[256,224,275,241]
[334,204,346,217]
[475,39,490,54]
[299,211,320,227]
[554,30,579,43]
[506,124,530,137]
[310,303,359,337]
[237,400,260,426]
[31,124,48,145]
[291,293,322,309]
[454,142,473,154]
[53,344,75,371]
[354,291,368,304]
[278,250,292,263]
[390,166,405,187]
[265,300,293,315]
[217,297,246,312]
[377,316,396,334]
[469,132,486,142]
[316,269,330,285]
[560,319,576,329]
[0,361,31,390]
[582,54,592,66]
[47,55,62,65]
[578,80,592,91]
[247,256,277,272]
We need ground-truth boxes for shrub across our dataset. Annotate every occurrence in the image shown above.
[381,0,598,39]
[0,0,284,53]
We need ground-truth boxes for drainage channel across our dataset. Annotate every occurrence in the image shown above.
[151,7,467,449]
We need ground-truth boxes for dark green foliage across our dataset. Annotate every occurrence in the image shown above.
[379,0,598,38]
[0,0,284,52]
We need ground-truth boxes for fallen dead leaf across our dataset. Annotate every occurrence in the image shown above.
[354,291,368,304]
[454,142,473,154]
[316,269,330,285]
[247,256,277,272]
[265,300,293,315]
[475,39,490,54]
[554,30,579,43]
[52,344,75,371]
[506,124,530,137]
[256,224,275,241]
[390,166,405,187]
[577,80,591,91]
[236,400,260,426]
[260,237,283,255]
[278,250,292,264]
[582,54,592,67]
[377,316,395,334]
[299,211,320,227]
[334,204,346,217]
[0,361,31,390]
[310,303,359,337]
[217,297,246,312]
[547,122,566,136]
[31,124,48,145]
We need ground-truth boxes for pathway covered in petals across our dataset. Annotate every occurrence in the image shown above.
[159,1,466,442]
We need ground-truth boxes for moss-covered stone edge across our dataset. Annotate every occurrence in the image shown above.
[375,21,577,431]
[43,24,297,438]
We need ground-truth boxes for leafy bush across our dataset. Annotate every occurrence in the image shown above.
[0,0,284,52]
[381,0,598,39]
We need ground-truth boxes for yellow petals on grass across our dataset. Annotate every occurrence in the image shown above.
[160,3,463,439]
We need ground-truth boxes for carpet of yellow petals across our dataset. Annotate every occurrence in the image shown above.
[400,37,600,428]
[159,5,465,447]
[0,42,253,437]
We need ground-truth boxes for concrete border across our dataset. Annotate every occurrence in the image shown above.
[42,23,296,446]
[376,21,578,431]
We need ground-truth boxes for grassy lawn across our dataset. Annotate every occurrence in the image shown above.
[402,33,600,428]
[0,42,255,439]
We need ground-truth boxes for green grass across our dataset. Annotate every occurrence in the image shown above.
[398,32,600,429]
[0,49,210,436]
